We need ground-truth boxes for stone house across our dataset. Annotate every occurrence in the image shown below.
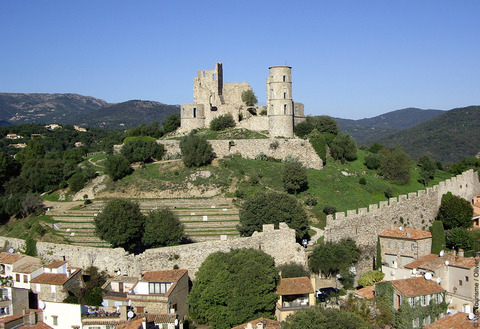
[101,276,138,308]
[275,277,315,322]
[127,269,189,319]
[11,262,43,290]
[30,260,83,303]
[0,252,41,284]
[0,286,29,317]
[379,227,432,269]
[231,317,281,329]
[376,277,446,327]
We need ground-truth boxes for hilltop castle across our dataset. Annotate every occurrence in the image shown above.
[180,63,306,137]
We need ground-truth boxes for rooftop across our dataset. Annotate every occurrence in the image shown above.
[116,318,144,329]
[353,285,375,299]
[140,269,187,283]
[231,317,281,329]
[276,277,313,296]
[424,312,476,329]
[391,277,445,297]
[14,262,42,274]
[0,252,25,265]
[379,227,432,240]
[30,268,81,285]
[45,260,67,269]
[405,254,478,270]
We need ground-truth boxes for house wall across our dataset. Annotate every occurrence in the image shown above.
[167,273,189,319]
[10,287,28,315]
[128,295,168,313]
[42,301,83,328]
[447,266,473,299]
[380,237,432,268]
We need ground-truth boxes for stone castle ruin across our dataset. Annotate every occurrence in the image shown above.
[181,63,306,137]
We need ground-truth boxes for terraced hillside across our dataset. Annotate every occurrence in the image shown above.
[46,198,240,247]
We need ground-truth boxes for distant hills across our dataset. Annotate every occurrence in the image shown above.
[334,108,445,144]
[0,93,180,129]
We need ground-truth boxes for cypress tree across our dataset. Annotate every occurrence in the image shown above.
[376,236,382,270]
[431,220,446,254]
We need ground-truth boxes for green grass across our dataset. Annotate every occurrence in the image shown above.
[166,128,269,140]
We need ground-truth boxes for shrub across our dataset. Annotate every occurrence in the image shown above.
[384,186,393,199]
[323,205,337,215]
[283,162,308,194]
[359,177,367,185]
[241,89,258,106]
[278,262,309,278]
[260,109,267,116]
[430,221,446,254]
[210,113,236,131]
[308,129,327,164]
[305,194,318,206]
[364,153,382,170]
[180,132,214,167]
[330,133,357,162]
[358,270,385,287]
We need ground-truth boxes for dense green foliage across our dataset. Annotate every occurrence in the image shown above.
[238,191,309,239]
[430,221,446,254]
[308,129,327,164]
[446,227,474,250]
[209,113,236,131]
[376,237,382,270]
[418,155,436,186]
[436,192,473,229]
[447,156,480,175]
[126,122,164,139]
[64,266,107,306]
[24,237,37,256]
[94,199,145,253]
[294,116,339,138]
[142,208,184,248]
[282,162,308,194]
[379,148,411,184]
[364,153,381,170]
[121,138,165,163]
[188,248,279,329]
[330,133,357,162]
[241,89,258,106]
[309,239,360,277]
[104,155,133,181]
[281,305,371,329]
[162,113,181,134]
[180,132,214,167]
[278,262,309,278]
[358,270,385,287]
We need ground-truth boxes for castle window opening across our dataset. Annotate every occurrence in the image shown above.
[203,71,206,77]
[211,106,218,111]
[284,104,287,114]
[248,108,257,116]
[284,92,286,99]
[193,108,197,118]
[213,74,216,81]
[283,75,286,82]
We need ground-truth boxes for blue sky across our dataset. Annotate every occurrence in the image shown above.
[1,1,478,119]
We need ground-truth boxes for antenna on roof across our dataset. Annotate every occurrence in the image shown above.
[436,277,442,284]
[439,250,445,257]
[424,272,432,281]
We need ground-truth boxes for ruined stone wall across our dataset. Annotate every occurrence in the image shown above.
[158,138,323,170]
[0,224,306,280]
[222,82,251,105]
[236,116,269,131]
[324,170,480,274]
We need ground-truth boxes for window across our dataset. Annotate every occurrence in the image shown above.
[284,92,286,99]
[459,280,463,286]
[395,242,398,249]
[411,243,415,251]
[466,276,469,282]
[388,241,391,248]
[283,75,286,82]
[51,285,56,293]
[401,242,405,249]
[421,295,426,306]
[23,275,28,283]
[52,316,58,326]
[148,282,173,294]
[193,108,197,118]
[284,104,287,114]
[15,274,20,282]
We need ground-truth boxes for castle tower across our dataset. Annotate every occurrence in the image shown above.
[266,66,294,138]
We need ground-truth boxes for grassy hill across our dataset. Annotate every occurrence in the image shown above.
[370,106,480,165]
[334,108,444,144]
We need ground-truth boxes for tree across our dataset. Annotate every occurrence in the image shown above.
[282,162,308,194]
[309,239,361,277]
[311,116,339,135]
[142,208,185,248]
[379,148,411,185]
[104,155,132,181]
[20,194,43,218]
[24,237,37,256]
[418,155,436,186]
[162,113,181,134]
[330,133,357,162]
[188,248,279,329]
[94,199,145,253]
[430,220,446,254]
[68,171,88,193]
[307,129,327,164]
[121,139,165,163]
[446,227,474,250]
[437,192,473,229]
[241,89,258,106]
[358,270,385,287]
[364,153,382,170]
[180,132,214,167]
[294,121,314,138]
[278,262,309,278]
[237,191,309,239]
[376,236,382,270]
[281,305,370,329]
[368,143,384,154]
[0,152,20,185]
[210,113,236,131]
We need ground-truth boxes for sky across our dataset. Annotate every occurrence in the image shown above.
[0,1,479,120]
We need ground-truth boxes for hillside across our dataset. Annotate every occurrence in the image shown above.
[334,108,444,144]
[0,93,108,126]
[76,100,180,129]
[371,106,480,165]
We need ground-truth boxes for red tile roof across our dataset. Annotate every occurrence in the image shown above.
[392,277,445,297]
[405,254,478,270]
[231,317,282,329]
[424,312,477,329]
[0,313,25,324]
[14,262,42,274]
[137,313,176,323]
[404,254,439,269]
[380,227,432,240]
[140,269,187,282]
[0,252,24,265]
[30,268,81,285]
[276,277,313,295]
[45,260,67,269]
[116,318,144,329]
[21,323,54,329]
[354,285,375,299]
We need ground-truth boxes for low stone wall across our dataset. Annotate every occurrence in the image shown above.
[159,138,323,170]
[0,223,306,280]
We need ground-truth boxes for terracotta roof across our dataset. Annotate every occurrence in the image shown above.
[405,254,478,270]
[354,285,375,299]
[231,317,282,329]
[20,323,54,329]
[276,277,314,295]
[0,313,25,324]
[110,276,139,283]
[379,227,432,240]
[30,268,81,285]
[103,291,127,300]
[392,277,445,297]
[116,318,144,329]
[424,312,476,329]
[45,260,67,269]
[14,262,42,274]
[0,252,24,265]
[404,254,439,269]
[137,313,176,323]
[140,269,187,282]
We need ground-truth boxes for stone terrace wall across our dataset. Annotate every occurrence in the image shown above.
[159,138,323,170]
[0,223,305,280]
[324,169,480,247]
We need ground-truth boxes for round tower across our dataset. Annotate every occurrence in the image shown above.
[266,66,294,138]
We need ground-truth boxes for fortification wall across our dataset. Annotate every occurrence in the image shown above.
[222,82,251,105]
[237,116,269,131]
[324,170,480,274]
[158,138,323,170]
[0,223,305,280]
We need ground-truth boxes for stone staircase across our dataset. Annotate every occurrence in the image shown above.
[49,198,240,247]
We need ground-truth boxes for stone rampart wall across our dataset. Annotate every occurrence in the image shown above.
[0,223,305,280]
[158,138,323,170]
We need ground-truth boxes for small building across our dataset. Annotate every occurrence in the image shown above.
[0,252,41,281]
[73,125,87,132]
[353,285,375,300]
[424,312,476,329]
[5,134,22,140]
[102,276,138,308]
[231,317,281,329]
[379,227,432,269]
[275,277,315,322]
[44,124,61,130]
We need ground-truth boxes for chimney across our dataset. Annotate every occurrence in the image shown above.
[256,322,265,329]
[406,232,411,238]
[458,249,465,257]
[29,310,37,325]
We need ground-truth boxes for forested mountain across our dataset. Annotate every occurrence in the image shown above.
[76,100,180,129]
[334,108,444,144]
[0,93,108,126]
[370,106,480,165]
